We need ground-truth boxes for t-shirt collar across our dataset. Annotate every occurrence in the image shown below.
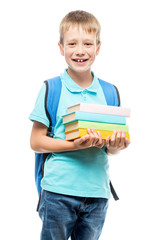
[60,69,98,93]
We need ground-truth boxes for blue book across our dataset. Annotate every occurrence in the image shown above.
[62,111,126,125]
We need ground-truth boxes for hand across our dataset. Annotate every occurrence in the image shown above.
[105,130,130,154]
[73,128,105,150]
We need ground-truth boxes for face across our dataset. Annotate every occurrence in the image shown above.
[58,26,101,75]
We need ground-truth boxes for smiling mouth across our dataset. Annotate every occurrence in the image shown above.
[72,59,88,63]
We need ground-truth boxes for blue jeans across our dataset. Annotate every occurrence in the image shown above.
[39,190,109,240]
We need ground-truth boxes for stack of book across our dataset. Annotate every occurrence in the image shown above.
[62,103,130,141]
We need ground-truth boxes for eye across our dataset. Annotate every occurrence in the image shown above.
[68,42,76,46]
[85,43,93,47]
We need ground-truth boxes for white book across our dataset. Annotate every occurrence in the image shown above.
[67,103,130,117]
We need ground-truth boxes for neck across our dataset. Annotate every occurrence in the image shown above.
[67,68,93,89]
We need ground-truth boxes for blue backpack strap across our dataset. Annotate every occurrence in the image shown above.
[45,76,62,135]
[35,76,62,205]
[98,78,120,201]
[98,78,120,106]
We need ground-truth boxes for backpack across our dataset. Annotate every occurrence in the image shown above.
[35,76,120,210]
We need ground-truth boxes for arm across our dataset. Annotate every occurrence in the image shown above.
[105,130,130,155]
[30,122,105,153]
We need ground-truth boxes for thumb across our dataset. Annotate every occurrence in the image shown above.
[74,134,90,144]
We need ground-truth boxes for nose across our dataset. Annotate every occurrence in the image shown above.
[75,44,85,55]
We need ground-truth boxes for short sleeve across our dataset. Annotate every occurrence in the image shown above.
[29,83,50,127]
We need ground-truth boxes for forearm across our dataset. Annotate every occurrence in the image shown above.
[30,121,79,153]
[30,122,110,153]
[30,135,77,153]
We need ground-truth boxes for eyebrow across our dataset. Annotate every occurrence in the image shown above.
[66,38,95,43]
[66,39,77,42]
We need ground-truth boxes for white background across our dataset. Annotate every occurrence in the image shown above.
[0,0,160,239]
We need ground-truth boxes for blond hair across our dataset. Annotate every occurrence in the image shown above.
[59,10,101,46]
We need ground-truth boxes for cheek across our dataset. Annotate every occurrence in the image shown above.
[88,48,97,57]
[64,48,74,58]
[89,51,97,60]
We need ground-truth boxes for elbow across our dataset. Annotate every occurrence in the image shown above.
[30,136,46,153]
[30,136,40,152]
[30,121,48,153]
[30,138,36,152]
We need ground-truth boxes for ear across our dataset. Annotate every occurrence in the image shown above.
[58,42,64,56]
[96,42,101,56]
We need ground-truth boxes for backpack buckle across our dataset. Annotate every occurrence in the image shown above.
[47,126,54,137]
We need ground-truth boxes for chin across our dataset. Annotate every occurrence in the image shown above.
[70,67,91,74]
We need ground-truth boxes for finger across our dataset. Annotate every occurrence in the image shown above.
[116,130,121,146]
[87,128,95,145]
[124,138,130,148]
[95,131,104,147]
[105,135,110,147]
[96,140,105,148]
[75,134,89,144]
[120,137,130,150]
[117,130,125,147]
[89,128,99,146]
[96,131,103,145]
[120,131,125,147]
[110,131,117,146]
[87,128,94,141]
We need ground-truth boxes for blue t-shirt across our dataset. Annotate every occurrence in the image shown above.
[29,69,111,199]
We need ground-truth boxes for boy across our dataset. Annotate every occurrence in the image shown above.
[30,10,130,240]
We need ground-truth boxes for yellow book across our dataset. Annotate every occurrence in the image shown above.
[65,128,130,141]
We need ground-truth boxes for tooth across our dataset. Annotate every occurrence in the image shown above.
[76,59,84,62]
